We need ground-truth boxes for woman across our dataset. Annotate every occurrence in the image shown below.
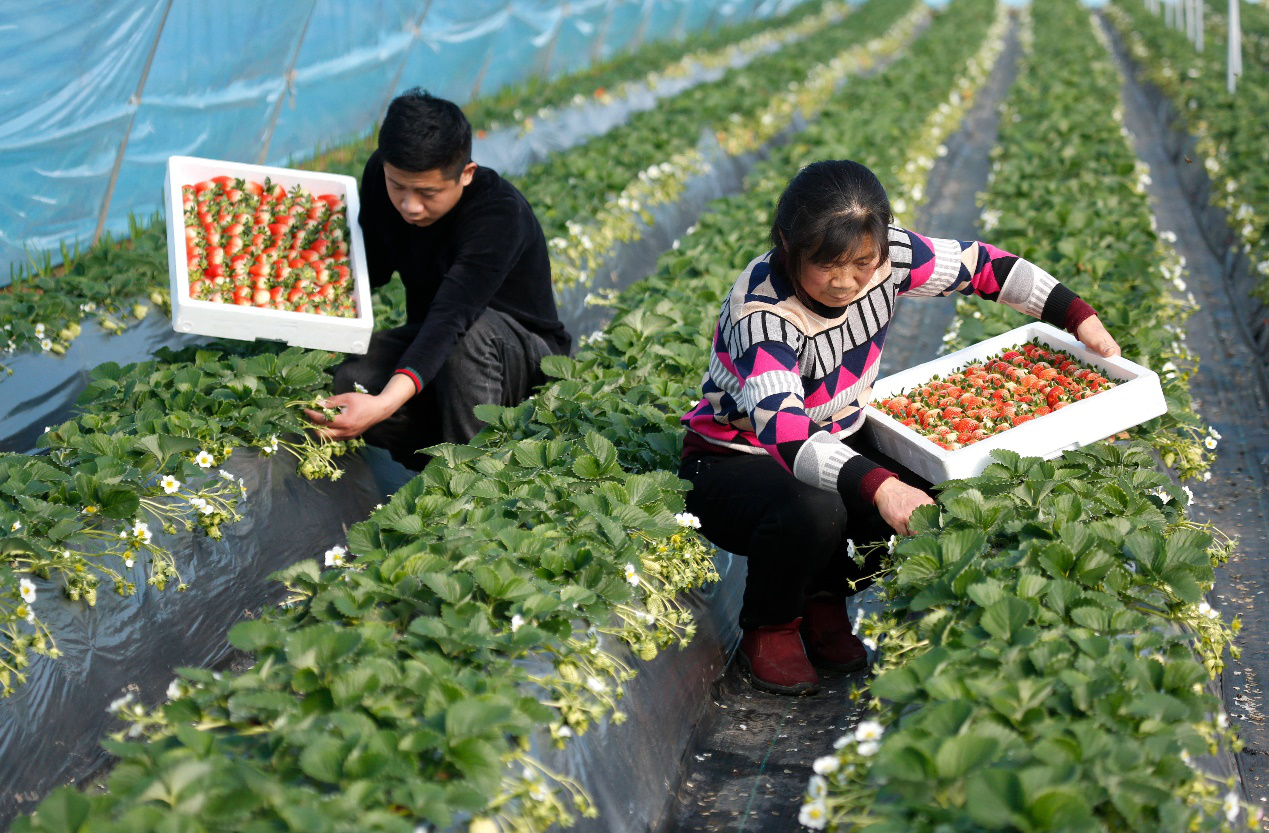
[679,160,1120,695]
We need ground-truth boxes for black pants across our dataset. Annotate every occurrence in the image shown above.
[678,435,930,630]
[333,308,557,469]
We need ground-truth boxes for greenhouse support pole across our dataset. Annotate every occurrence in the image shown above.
[468,5,510,104]
[381,0,435,116]
[538,1,570,80]
[92,0,174,246]
[1195,0,1203,53]
[590,0,618,64]
[258,1,318,165]
[1227,0,1242,94]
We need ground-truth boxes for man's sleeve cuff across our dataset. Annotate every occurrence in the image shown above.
[394,368,423,394]
[837,456,898,506]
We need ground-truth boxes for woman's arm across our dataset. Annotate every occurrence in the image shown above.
[891,228,1119,355]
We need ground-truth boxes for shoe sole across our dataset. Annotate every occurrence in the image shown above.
[806,651,868,673]
[736,651,821,696]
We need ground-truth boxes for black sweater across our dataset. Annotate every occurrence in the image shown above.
[358,151,571,390]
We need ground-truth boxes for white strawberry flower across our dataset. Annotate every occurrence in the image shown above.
[34,323,45,336]
[166,678,187,700]
[324,546,347,568]
[124,555,135,569]
[160,475,181,494]
[107,692,135,714]
[674,512,701,529]
[862,636,879,652]
[39,338,52,351]
[195,450,216,468]
[833,734,854,750]
[807,775,828,800]
[132,522,153,543]
[19,578,36,603]
[9,520,19,532]
[887,535,897,554]
[354,382,369,394]
[1217,711,1230,730]
[1204,435,1217,450]
[1182,485,1194,505]
[585,676,607,694]
[1180,748,1192,765]
[510,614,525,632]
[188,496,208,513]
[624,563,640,586]
[854,720,884,743]
[857,739,881,756]
[812,755,839,776]
[798,798,828,830]
[218,469,235,482]
[550,723,573,739]
[1224,790,1240,823]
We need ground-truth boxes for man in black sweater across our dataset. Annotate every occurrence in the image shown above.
[306,89,571,468]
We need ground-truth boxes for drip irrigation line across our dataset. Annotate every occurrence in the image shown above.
[736,700,797,833]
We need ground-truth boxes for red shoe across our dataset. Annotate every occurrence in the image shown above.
[737,618,820,696]
[800,596,868,672]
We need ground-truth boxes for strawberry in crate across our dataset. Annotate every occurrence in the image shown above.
[875,341,1116,451]
[182,176,356,318]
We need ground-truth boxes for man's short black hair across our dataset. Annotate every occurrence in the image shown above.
[378,88,472,180]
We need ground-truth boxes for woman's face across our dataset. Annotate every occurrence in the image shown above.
[799,242,882,307]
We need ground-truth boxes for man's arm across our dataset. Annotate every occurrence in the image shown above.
[305,373,417,440]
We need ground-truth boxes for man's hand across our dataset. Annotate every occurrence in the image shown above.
[305,374,417,440]
[1075,315,1121,358]
[874,477,935,537]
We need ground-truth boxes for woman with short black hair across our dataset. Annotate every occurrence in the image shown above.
[679,159,1120,695]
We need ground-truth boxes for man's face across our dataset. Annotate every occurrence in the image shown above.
[383,160,476,227]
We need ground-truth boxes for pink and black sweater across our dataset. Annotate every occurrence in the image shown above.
[680,226,1097,505]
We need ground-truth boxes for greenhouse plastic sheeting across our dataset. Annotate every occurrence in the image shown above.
[0,0,809,286]
[0,449,381,828]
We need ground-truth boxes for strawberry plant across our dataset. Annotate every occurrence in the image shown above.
[0,345,361,694]
[180,177,355,316]
[875,342,1117,450]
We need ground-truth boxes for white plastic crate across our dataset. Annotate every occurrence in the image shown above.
[164,156,373,354]
[862,321,1167,484]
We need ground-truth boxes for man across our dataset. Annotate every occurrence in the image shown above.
[307,89,571,468]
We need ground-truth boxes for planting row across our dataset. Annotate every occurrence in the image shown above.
[947,3,1215,481]
[0,0,831,374]
[804,3,1246,831]
[1106,0,1269,308]
[10,0,1000,829]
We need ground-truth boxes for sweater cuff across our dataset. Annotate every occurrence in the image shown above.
[836,456,898,506]
[394,367,423,395]
[1062,297,1098,335]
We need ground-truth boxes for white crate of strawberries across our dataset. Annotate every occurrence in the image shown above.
[164,156,373,354]
[862,322,1167,484]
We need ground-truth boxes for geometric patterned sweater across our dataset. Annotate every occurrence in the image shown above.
[680,225,1096,504]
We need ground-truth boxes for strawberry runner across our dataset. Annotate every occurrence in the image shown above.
[680,226,1098,505]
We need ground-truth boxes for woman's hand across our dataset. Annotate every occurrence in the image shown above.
[874,477,935,537]
[1075,315,1121,358]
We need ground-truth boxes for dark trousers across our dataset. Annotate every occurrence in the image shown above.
[678,435,930,630]
[333,308,557,469]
